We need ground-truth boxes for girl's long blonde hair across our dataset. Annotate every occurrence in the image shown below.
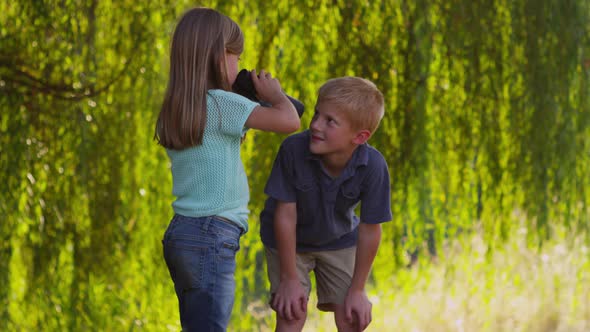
[155,7,244,150]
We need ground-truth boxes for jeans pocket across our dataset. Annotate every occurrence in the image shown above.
[163,234,213,290]
[219,239,239,259]
[216,234,239,278]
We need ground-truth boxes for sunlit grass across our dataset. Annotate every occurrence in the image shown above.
[7,228,589,331]
[292,229,590,332]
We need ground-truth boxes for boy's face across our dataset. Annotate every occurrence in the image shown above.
[309,101,362,156]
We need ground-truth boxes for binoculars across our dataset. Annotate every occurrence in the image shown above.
[232,69,305,117]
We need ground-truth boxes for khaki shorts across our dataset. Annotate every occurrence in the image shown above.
[264,246,356,311]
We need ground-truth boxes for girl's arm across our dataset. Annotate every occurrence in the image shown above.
[245,70,300,134]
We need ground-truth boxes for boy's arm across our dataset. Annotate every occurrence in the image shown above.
[345,222,382,331]
[272,200,307,321]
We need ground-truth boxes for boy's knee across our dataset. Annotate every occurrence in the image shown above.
[276,314,307,332]
[334,316,357,332]
[333,307,358,332]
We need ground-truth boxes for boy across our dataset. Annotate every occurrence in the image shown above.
[260,77,392,331]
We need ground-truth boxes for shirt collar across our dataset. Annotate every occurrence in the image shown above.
[303,130,370,169]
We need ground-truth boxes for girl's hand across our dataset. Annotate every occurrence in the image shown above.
[251,69,289,106]
[245,69,299,133]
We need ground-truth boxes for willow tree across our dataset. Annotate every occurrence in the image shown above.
[0,0,177,329]
[1,0,589,330]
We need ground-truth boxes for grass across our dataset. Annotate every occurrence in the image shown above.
[6,228,589,331]
[290,228,590,332]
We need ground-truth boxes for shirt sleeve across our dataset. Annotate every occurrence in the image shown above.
[264,143,297,203]
[210,90,259,137]
[360,153,392,224]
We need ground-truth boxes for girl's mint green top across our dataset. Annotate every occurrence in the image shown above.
[166,89,258,232]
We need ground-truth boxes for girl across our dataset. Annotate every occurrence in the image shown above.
[155,7,300,331]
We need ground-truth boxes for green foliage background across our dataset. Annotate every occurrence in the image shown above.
[1,0,589,330]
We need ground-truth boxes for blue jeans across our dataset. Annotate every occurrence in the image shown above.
[162,214,243,332]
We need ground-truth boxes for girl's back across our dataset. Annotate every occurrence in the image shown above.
[167,89,259,230]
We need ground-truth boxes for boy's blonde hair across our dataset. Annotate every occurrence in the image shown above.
[317,77,384,133]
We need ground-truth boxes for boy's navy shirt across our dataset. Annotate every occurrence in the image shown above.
[260,130,392,252]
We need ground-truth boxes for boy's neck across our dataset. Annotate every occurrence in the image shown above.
[319,146,359,178]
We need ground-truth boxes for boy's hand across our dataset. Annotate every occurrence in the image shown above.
[271,279,307,321]
[344,289,372,331]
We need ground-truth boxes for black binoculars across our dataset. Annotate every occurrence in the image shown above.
[232,69,305,117]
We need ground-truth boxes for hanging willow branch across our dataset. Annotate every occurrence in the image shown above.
[0,46,144,101]
[0,59,134,101]
[0,6,152,102]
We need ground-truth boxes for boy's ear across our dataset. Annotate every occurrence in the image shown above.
[353,130,372,145]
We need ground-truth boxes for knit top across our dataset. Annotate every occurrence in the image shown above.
[167,89,259,232]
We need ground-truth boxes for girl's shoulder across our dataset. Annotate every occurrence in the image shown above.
[207,89,259,112]
[208,89,251,103]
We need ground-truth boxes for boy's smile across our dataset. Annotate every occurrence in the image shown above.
[310,133,325,142]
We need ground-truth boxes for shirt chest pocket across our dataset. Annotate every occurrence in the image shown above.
[340,182,361,204]
[294,181,319,203]
[295,181,316,193]
[294,181,319,224]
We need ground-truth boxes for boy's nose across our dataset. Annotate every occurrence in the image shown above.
[309,119,320,131]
